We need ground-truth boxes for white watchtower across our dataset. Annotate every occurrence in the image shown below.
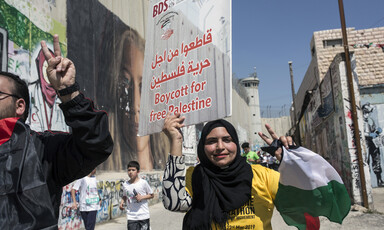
[240,67,263,148]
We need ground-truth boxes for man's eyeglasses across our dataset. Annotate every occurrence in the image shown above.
[0,91,21,99]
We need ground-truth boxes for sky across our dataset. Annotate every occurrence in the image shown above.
[232,0,384,117]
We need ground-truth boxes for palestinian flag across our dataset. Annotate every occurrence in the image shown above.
[275,146,351,230]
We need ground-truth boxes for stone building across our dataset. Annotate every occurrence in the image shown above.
[292,26,384,207]
[294,27,384,121]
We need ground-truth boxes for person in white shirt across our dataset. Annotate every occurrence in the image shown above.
[119,161,154,230]
[71,169,101,230]
[267,153,279,171]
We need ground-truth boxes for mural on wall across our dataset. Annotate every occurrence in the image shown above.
[337,54,371,204]
[360,98,384,187]
[1,0,169,227]
[29,47,69,131]
[318,70,335,118]
[0,0,69,132]
[0,27,6,71]
[67,0,171,172]
[58,184,84,230]
[296,54,375,202]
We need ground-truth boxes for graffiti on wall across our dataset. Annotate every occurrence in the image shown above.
[296,54,376,201]
[98,180,125,221]
[344,105,363,191]
[340,54,371,203]
[318,70,335,118]
[58,184,84,230]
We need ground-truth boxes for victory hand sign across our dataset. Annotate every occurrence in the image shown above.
[41,34,79,103]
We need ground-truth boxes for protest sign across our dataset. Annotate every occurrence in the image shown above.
[139,0,232,136]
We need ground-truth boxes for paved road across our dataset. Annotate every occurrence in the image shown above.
[96,188,384,230]
[95,203,384,230]
[95,202,185,230]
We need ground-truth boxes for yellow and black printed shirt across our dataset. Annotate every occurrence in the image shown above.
[162,155,280,230]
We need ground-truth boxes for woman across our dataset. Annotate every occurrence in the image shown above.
[96,15,169,171]
[162,113,293,229]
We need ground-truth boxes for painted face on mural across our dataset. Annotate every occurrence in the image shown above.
[362,103,374,120]
[0,76,18,120]
[119,39,150,154]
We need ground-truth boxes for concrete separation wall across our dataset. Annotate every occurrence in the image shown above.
[261,116,291,137]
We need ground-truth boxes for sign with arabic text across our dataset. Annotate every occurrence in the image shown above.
[139,0,232,136]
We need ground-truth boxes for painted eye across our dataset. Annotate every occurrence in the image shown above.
[118,75,134,118]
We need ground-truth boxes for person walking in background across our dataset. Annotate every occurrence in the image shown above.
[267,153,279,171]
[241,142,261,164]
[71,169,101,230]
[260,151,268,167]
[119,161,154,230]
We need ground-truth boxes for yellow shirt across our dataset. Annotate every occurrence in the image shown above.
[185,165,280,230]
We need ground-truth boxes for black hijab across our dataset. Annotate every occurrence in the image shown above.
[183,119,253,229]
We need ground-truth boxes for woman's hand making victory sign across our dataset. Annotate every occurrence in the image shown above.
[258,124,296,161]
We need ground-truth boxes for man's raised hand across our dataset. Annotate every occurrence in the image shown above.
[40,34,76,91]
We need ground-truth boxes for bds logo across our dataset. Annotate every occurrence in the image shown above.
[153,0,169,17]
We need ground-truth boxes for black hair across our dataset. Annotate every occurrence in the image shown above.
[0,71,30,122]
[241,142,250,149]
[127,161,140,171]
